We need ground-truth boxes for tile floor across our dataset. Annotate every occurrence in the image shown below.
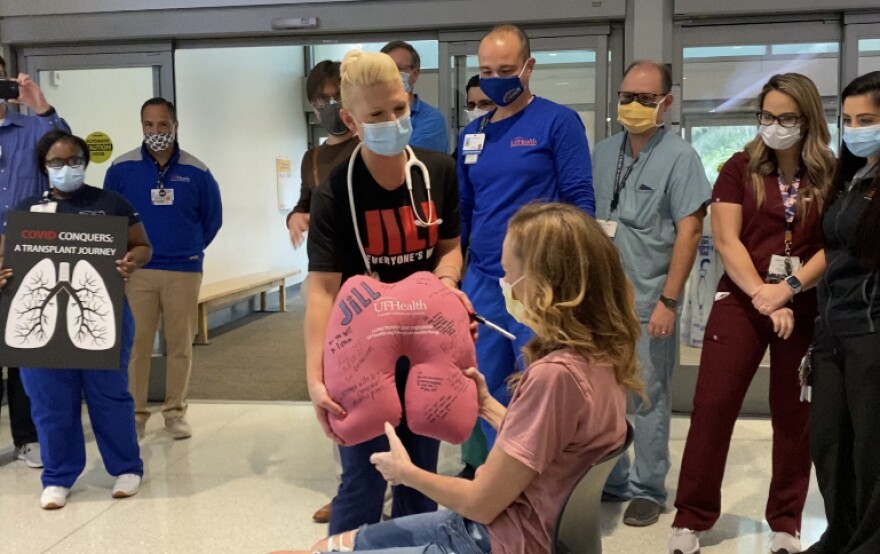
[0,402,827,553]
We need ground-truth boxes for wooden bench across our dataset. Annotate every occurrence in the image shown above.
[196,269,300,344]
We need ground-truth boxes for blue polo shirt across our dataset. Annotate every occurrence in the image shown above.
[592,129,711,319]
[410,96,449,153]
[103,144,223,273]
[0,107,71,227]
[457,96,594,279]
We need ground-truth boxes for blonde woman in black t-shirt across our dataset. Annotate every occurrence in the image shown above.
[304,49,472,535]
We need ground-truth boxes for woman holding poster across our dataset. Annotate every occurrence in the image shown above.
[0,130,152,509]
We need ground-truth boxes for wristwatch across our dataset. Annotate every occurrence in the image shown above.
[784,275,802,295]
[659,295,678,309]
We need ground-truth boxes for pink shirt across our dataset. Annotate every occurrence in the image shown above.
[487,349,627,554]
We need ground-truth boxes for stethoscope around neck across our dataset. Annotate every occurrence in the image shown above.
[347,142,443,278]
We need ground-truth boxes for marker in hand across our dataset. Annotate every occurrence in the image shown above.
[472,313,516,341]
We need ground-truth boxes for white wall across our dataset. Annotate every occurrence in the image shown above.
[175,46,308,286]
[38,67,154,188]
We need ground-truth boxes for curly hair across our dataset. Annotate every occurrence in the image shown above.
[504,202,644,398]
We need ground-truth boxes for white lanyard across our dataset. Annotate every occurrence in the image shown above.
[347,143,442,278]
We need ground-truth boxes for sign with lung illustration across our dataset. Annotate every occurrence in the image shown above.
[0,212,127,369]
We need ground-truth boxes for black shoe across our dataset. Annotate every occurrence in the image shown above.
[623,498,662,527]
[601,491,629,503]
[457,464,476,480]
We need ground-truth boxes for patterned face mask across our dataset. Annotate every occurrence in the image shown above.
[144,131,175,152]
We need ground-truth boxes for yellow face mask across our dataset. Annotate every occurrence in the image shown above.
[617,101,662,134]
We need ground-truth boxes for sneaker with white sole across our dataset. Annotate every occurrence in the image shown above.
[16,442,42,468]
[40,486,71,509]
[112,473,142,498]
[165,417,192,440]
[770,531,802,553]
[669,527,701,554]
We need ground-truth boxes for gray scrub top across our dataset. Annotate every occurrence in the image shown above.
[592,128,711,319]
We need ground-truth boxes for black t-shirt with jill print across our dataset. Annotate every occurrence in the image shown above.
[308,147,460,283]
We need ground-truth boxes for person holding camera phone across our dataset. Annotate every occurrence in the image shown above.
[0,55,71,470]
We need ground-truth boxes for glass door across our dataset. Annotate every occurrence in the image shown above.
[440,28,612,150]
[21,44,173,187]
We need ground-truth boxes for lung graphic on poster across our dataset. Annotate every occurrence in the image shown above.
[0,212,127,369]
[5,259,115,351]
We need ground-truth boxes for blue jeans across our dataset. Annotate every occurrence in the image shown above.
[461,265,532,449]
[330,359,441,535]
[604,321,676,505]
[334,510,491,553]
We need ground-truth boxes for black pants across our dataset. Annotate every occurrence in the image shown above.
[807,324,880,553]
[1,367,38,448]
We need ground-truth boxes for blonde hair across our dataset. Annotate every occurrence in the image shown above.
[744,73,835,216]
[340,49,402,109]
[505,202,644,397]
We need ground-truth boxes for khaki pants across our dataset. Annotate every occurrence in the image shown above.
[126,268,202,424]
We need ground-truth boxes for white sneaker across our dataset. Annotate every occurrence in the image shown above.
[165,417,192,440]
[16,442,42,468]
[669,527,700,554]
[40,486,71,509]
[770,531,802,553]
[112,473,141,498]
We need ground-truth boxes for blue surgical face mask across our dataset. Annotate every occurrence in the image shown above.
[479,62,529,107]
[843,124,880,159]
[399,72,414,95]
[358,114,413,157]
[47,165,85,193]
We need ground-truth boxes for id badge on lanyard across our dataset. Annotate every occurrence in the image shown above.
[767,172,801,282]
[462,112,493,165]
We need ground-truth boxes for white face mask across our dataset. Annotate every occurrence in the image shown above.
[759,124,801,150]
[465,108,489,123]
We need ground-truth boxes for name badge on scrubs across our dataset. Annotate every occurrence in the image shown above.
[462,133,485,165]
[30,202,57,213]
[768,254,801,277]
[151,188,174,206]
[597,219,618,238]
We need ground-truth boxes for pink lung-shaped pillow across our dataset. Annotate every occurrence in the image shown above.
[323,271,478,446]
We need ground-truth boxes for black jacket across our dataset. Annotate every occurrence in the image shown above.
[820,170,880,336]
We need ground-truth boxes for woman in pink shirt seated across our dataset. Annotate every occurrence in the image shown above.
[276,202,643,554]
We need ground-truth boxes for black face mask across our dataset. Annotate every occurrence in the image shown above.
[319,102,349,136]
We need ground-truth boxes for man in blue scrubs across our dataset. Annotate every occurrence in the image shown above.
[593,60,710,527]
[381,41,449,153]
[457,24,594,452]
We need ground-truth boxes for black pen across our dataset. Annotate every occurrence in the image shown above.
[472,313,516,341]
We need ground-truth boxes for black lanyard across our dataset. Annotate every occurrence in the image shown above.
[477,108,497,134]
[610,132,637,213]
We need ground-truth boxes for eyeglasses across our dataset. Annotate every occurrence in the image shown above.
[466,100,495,111]
[313,95,341,109]
[46,156,86,169]
[618,91,666,107]
[756,111,804,128]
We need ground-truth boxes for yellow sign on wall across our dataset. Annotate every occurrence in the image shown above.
[86,131,113,164]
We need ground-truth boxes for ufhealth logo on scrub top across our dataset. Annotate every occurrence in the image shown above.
[510,137,538,147]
